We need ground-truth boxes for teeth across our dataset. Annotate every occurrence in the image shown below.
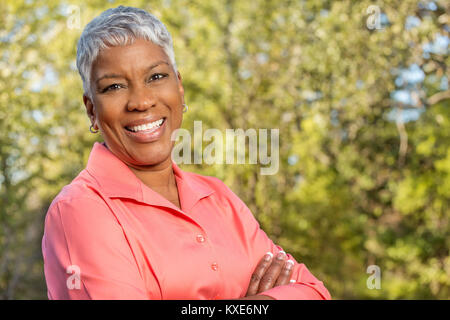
[128,119,164,132]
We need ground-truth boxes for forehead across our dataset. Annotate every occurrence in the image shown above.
[92,38,170,78]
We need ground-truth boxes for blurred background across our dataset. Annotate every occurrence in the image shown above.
[0,0,449,299]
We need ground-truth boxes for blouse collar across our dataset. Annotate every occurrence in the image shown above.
[85,142,214,213]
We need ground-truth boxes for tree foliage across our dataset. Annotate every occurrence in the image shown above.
[0,0,448,299]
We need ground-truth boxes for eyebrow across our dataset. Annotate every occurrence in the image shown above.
[95,60,170,85]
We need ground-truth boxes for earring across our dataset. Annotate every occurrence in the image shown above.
[182,103,188,113]
[89,124,99,133]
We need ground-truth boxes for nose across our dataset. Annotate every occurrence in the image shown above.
[127,86,155,112]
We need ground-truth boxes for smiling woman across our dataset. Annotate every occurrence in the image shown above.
[84,38,184,196]
[41,5,331,300]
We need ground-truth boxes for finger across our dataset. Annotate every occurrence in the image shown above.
[246,252,273,296]
[257,251,287,293]
[274,259,295,287]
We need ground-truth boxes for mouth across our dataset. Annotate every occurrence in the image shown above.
[125,117,166,132]
[123,116,168,143]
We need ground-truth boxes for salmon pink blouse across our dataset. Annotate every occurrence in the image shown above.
[42,142,331,300]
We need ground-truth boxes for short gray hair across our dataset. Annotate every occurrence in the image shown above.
[76,5,178,98]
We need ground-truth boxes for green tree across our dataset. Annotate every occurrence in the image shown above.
[0,0,448,299]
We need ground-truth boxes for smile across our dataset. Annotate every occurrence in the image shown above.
[123,116,168,143]
[125,118,165,132]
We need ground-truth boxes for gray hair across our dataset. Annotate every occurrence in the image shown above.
[76,5,178,98]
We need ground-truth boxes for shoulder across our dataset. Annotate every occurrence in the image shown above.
[44,173,123,246]
[182,170,247,209]
[183,170,232,193]
[183,171,262,232]
[183,170,226,189]
[46,169,109,221]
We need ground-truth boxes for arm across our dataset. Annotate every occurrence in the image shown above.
[222,184,331,300]
[42,197,157,299]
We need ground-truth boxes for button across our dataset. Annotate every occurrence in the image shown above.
[211,263,218,271]
[196,234,205,243]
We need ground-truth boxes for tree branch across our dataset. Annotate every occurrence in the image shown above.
[427,90,450,106]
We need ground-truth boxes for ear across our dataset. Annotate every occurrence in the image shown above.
[83,94,97,129]
[176,71,185,100]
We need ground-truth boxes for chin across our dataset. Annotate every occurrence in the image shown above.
[131,148,172,167]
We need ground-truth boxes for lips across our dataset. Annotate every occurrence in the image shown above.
[124,116,166,131]
[123,116,167,143]
[125,118,165,132]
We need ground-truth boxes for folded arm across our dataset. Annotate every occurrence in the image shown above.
[222,183,331,300]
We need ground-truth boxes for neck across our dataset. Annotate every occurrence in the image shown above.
[102,142,177,193]
[128,159,176,193]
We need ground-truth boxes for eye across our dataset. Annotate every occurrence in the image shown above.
[101,83,123,93]
[148,73,167,82]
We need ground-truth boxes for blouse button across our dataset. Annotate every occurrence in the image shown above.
[211,263,219,271]
[196,234,205,243]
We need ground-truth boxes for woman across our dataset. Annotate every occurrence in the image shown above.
[42,5,331,300]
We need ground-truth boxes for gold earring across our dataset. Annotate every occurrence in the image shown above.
[182,103,188,113]
[89,124,99,133]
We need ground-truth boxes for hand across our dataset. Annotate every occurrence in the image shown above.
[245,251,295,297]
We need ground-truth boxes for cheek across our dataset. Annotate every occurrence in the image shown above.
[169,110,183,133]
[94,100,123,128]
[161,89,183,128]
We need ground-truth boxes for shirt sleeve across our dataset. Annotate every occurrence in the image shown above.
[220,181,331,300]
[42,196,156,300]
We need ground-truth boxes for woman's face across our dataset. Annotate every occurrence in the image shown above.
[84,38,185,170]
